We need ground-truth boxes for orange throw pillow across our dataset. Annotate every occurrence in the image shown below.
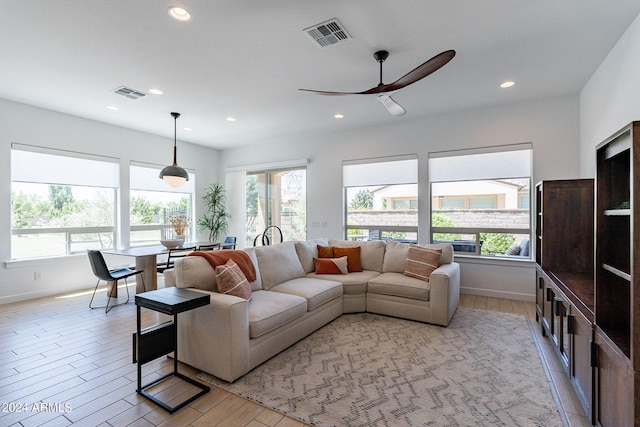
[215,259,252,300]
[332,246,363,272]
[317,245,334,258]
[403,245,441,282]
[313,256,349,274]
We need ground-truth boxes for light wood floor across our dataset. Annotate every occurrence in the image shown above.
[0,286,587,427]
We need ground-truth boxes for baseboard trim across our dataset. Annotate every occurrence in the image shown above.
[461,286,535,302]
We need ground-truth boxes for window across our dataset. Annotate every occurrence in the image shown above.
[11,145,118,259]
[130,164,195,246]
[344,155,418,242]
[246,168,306,246]
[429,145,532,257]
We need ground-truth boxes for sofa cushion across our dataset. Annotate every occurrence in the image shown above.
[248,290,307,339]
[242,247,263,291]
[256,242,305,290]
[270,278,343,311]
[383,241,453,273]
[314,256,349,274]
[368,272,431,301]
[404,245,442,282]
[328,240,386,272]
[295,238,329,274]
[307,270,380,295]
[215,259,252,300]
[174,256,217,291]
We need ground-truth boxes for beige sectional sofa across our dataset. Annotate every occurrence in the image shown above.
[163,238,460,382]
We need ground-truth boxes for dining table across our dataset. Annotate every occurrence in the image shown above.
[103,242,219,293]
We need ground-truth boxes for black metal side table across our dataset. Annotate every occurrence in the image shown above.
[134,287,210,413]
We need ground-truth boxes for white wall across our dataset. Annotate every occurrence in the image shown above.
[0,98,221,304]
[580,12,640,177]
[222,94,581,301]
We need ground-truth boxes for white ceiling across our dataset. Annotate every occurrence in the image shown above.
[2,1,640,150]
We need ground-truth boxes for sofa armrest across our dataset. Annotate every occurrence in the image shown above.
[428,262,461,326]
[176,289,251,382]
[163,268,177,288]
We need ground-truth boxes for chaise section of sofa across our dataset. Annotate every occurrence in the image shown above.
[367,240,459,326]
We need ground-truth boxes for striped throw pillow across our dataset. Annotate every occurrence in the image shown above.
[215,259,252,300]
[403,245,442,282]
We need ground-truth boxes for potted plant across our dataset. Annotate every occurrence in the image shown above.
[198,183,231,242]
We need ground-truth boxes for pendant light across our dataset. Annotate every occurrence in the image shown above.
[159,112,189,188]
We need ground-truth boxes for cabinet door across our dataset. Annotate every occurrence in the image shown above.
[595,328,633,427]
[543,280,555,336]
[553,297,570,371]
[569,309,594,423]
[535,268,545,324]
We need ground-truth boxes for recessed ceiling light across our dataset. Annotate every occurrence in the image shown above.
[500,81,515,88]
[168,6,191,21]
[106,105,119,111]
[183,127,193,131]
[226,117,236,122]
[149,88,163,95]
[334,114,344,119]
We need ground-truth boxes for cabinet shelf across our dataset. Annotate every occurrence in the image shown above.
[601,263,631,281]
[604,209,631,216]
[594,122,639,426]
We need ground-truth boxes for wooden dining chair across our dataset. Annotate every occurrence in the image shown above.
[87,250,146,313]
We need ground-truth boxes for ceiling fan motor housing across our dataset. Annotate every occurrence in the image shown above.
[374,50,389,63]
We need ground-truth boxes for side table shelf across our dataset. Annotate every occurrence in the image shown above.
[133,287,211,413]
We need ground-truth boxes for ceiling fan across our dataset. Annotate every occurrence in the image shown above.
[299,49,456,116]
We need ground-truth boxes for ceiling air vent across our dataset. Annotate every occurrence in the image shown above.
[304,18,351,48]
[112,86,147,100]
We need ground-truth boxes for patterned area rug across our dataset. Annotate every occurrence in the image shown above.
[198,307,561,426]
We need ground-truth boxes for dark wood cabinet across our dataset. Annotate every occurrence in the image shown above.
[594,328,635,427]
[537,266,595,420]
[535,179,595,423]
[594,122,640,426]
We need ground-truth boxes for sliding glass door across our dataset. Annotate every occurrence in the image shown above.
[246,168,306,246]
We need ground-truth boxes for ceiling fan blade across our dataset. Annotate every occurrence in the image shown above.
[299,88,358,96]
[377,94,406,116]
[300,86,391,96]
[300,49,455,102]
[384,50,456,92]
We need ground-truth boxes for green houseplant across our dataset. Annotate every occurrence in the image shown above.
[198,183,231,242]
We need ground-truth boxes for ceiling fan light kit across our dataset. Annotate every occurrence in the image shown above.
[159,112,189,188]
[300,49,456,116]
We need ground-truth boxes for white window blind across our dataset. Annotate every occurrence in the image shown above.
[429,144,531,182]
[12,146,119,188]
[343,155,418,187]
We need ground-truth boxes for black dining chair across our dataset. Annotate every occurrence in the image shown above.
[87,250,146,313]
[197,243,220,251]
[220,236,237,250]
[157,246,196,273]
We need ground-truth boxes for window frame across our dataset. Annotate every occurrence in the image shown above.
[343,155,419,242]
[429,145,532,258]
[10,145,119,259]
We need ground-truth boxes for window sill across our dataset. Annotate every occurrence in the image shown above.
[454,254,535,267]
[3,253,86,269]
